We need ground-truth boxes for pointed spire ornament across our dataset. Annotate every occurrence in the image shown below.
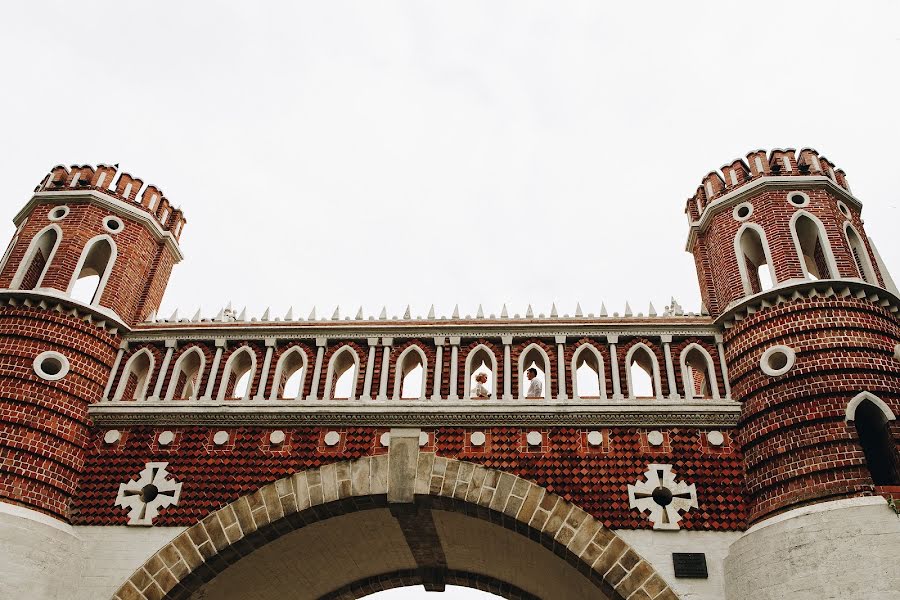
[215,307,224,321]
[308,307,317,320]
[624,302,633,317]
[648,302,657,317]
[403,305,411,319]
[575,302,583,318]
[168,308,179,322]
[501,304,509,318]
[237,307,247,321]
[192,308,201,322]
[379,306,387,320]
[452,304,460,319]
[526,304,534,318]
[261,307,270,321]
[332,306,340,320]
[284,307,293,321]
[476,304,484,318]
[427,304,435,319]
[550,303,558,318]
[355,307,364,320]
[600,302,608,317]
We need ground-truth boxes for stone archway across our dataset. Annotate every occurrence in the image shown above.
[112,429,679,600]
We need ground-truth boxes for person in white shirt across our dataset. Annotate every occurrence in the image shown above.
[525,367,543,399]
[471,372,490,399]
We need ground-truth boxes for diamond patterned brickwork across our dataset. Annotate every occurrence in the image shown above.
[72,425,745,531]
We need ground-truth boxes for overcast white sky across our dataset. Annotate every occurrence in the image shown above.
[2,2,899,596]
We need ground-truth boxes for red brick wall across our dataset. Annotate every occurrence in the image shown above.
[724,296,900,522]
[0,306,119,519]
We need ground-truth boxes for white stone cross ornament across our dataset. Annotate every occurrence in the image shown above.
[627,464,698,530]
[115,462,183,526]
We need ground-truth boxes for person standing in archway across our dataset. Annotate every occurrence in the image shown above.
[525,367,543,399]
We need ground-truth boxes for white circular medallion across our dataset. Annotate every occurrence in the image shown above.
[586,430,604,446]
[269,430,286,445]
[526,431,543,446]
[324,431,341,446]
[707,430,725,446]
[787,191,810,207]
[103,430,121,444]
[647,430,665,446]
[103,215,125,234]
[380,432,391,447]
[470,431,486,446]
[732,202,753,222]
[213,430,230,445]
[33,351,70,381]
[48,205,69,221]
[418,432,429,447]
[158,430,175,446]
[760,345,796,377]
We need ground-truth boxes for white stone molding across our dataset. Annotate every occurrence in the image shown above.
[323,431,341,446]
[464,343,499,400]
[586,430,603,446]
[216,346,257,401]
[164,346,206,401]
[102,215,125,234]
[715,337,732,399]
[627,464,698,530]
[157,430,175,446]
[149,340,176,401]
[393,344,428,400]
[377,338,393,400]
[113,348,156,401]
[845,391,896,422]
[47,205,70,221]
[103,343,128,400]
[732,201,753,222]
[269,430,286,445]
[679,343,721,400]
[213,430,230,445]
[324,345,361,401]
[65,233,118,307]
[10,223,63,290]
[201,340,226,401]
[115,462,182,526]
[555,335,568,400]
[448,337,460,400]
[431,337,444,401]
[526,430,543,446]
[501,335,513,400]
[33,350,71,382]
[734,222,777,296]
[570,343,607,400]
[517,342,552,401]
[470,431,486,446]
[707,430,724,446]
[789,209,840,280]
[787,190,811,207]
[306,338,327,401]
[624,343,663,400]
[253,339,276,401]
[760,345,796,377]
[362,338,378,400]
[104,429,121,444]
[268,345,308,401]
[609,338,623,399]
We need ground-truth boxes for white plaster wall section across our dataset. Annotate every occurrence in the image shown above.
[724,497,900,600]
[0,502,83,600]
[615,529,741,600]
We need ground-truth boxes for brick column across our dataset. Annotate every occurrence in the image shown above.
[202,339,226,400]
[103,341,127,401]
[661,335,679,400]
[362,337,378,400]
[149,339,176,401]
[306,337,327,400]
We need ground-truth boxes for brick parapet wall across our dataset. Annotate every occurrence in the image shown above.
[724,295,900,522]
[0,306,119,518]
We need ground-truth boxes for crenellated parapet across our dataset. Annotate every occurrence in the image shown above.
[35,164,186,240]
[684,148,850,223]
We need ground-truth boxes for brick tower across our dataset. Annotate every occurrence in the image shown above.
[0,165,184,591]
[685,149,900,598]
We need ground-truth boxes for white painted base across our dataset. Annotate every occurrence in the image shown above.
[0,502,183,600]
[724,497,900,600]
[615,529,741,600]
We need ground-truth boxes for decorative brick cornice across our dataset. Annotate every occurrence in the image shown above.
[0,288,127,334]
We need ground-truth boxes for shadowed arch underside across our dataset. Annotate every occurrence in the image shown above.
[112,456,680,600]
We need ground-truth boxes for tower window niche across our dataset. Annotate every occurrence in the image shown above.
[69,236,116,305]
[851,396,900,486]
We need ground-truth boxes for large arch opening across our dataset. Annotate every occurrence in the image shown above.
[847,392,900,486]
[114,458,679,600]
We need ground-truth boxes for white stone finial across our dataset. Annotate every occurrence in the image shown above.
[225,301,233,312]
[501,304,509,318]
[648,302,657,317]
[237,307,247,321]
[214,307,224,322]
[476,304,484,318]
[700,302,709,316]
[261,307,270,321]
[600,302,608,317]
[332,306,341,320]
[147,311,157,323]
[284,307,293,321]
[427,304,435,319]
[355,307,364,320]
[550,303,558,318]
[308,307,317,320]
[379,306,387,320]
[168,308,178,322]
[526,304,534,318]
[452,304,460,319]
[624,302,633,317]
[191,308,201,322]
[575,302,583,317]
[403,305,411,319]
